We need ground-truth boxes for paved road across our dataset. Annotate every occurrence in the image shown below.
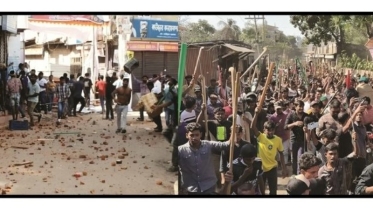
[0,112,176,195]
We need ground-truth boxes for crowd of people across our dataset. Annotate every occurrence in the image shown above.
[5,64,97,127]
[177,64,373,196]
[5,63,180,174]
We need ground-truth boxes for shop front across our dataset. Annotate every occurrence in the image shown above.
[127,41,179,79]
[124,17,179,79]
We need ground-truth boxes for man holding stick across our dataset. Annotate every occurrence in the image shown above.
[178,122,230,195]
[251,110,287,195]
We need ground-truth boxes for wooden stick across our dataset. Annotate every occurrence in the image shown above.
[226,67,240,195]
[13,161,33,166]
[11,146,29,149]
[199,75,209,139]
[240,47,268,80]
[53,132,80,135]
[250,65,259,84]
[192,47,204,77]
[254,62,275,114]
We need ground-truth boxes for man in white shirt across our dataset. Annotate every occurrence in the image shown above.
[27,74,42,127]
[113,74,124,89]
[304,91,316,112]
[37,72,49,114]
[153,75,162,92]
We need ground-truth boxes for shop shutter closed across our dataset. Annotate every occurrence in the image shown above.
[132,51,143,79]
[143,52,165,78]
[165,52,179,79]
[131,52,144,93]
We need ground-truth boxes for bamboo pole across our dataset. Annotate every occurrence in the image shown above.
[192,47,204,77]
[199,75,209,139]
[225,67,240,195]
[240,47,268,81]
[252,62,275,115]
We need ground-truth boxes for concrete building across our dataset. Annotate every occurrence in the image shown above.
[24,15,111,78]
[304,42,337,66]
[0,15,29,124]
[108,15,180,83]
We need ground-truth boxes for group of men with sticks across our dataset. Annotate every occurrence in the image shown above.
[177,48,373,195]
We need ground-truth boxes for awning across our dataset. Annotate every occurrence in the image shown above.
[25,47,43,55]
[223,43,255,53]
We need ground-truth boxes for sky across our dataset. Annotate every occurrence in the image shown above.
[187,15,303,37]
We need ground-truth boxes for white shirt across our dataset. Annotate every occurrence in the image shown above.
[113,79,123,89]
[154,80,162,92]
[304,101,311,112]
[28,82,40,103]
[288,88,297,97]
[151,86,161,94]
[37,78,48,92]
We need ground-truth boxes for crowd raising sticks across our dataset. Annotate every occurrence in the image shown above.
[177,51,373,195]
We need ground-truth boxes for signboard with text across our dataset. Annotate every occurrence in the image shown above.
[130,18,179,41]
[127,42,158,51]
[159,43,178,52]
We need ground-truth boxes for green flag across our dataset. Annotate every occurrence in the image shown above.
[177,43,188,123]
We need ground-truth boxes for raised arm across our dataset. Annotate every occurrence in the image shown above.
[250,108,260,137]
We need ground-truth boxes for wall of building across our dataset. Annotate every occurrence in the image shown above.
[26,45,81,77]
[7,33,24,73]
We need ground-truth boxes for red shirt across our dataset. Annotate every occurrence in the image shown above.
[223,106,232,119]
[96,80,106,96]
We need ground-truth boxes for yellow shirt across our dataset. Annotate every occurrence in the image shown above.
[257,132,284,172]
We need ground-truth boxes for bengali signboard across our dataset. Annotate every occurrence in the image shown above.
[130,18,179,41]
[159,43,178,52]
[127,42,158,51]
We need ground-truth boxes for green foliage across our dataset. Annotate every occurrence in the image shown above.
[351,15,373,38]
[339,52,373,70]
[179,19,216,42]
[215,18,241,40]
[290,15,351,53]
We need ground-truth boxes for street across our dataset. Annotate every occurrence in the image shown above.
[0,112,176,195]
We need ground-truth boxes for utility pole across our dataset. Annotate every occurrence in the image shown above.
[245,15,265,55]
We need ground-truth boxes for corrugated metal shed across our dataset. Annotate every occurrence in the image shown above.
[183,40,254,84]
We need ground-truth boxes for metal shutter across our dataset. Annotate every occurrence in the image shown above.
[132,51,143,79]
[143,51,165,78]
[165,52,179,79]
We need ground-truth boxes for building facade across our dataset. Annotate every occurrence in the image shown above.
[109,15,179,81]
[24,15,110,78]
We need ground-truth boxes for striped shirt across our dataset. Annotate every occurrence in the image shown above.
[56,84,71,102]
[180,110,196,123]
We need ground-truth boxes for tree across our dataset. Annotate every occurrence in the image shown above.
[215,18,241,40]
[352,15,373,39]
[240,26,257,44]
[179,19,216,43]
[290,15,351,55]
